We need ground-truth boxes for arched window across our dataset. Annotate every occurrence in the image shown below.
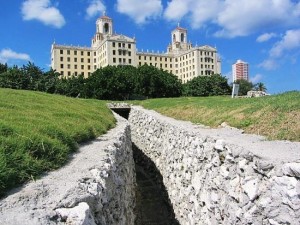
[173,34,176,42]
[181,33,184,42]
[104,23,109,34]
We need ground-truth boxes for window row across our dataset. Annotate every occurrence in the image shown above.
[60,49,91,56]
[60,64,91,70]
[138,55,172,62]
[112,42,132,49]
[60,57,91,63]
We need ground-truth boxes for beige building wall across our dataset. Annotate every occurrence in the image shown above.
[51,45,92,78]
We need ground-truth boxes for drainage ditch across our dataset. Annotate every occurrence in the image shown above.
[111,107,179,225]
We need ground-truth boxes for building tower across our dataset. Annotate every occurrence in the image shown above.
[232,59,249,82]
[92,12,113,47]
[167,23,191,54]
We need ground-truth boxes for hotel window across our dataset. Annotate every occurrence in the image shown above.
[81,58,84,63]
[74,65,77,69]
[81,51,84,56]
[67,57,70,62]
[87,52,90,56]
[113,42,115,47]
[144,56,146,60]
[94,65,96,70]
[67,50,70,55]
[68,71,71,76]
[128,44,131,49]
[113,50,116,55]
[129,59,132,64]
[74,51,77,55]
[88,59,90,63]
[74,58,77,62]
[61,71,64,75]
[67,64,71,69]
[94,52,96,56]
[81,65,84,69]
[88,65,91,70]
[60,64,63,69]
[113,58,116,63]
[165,58,167,62]
[60,57,63,61]
[128,51,131,56]
[60,50,63,54]
[118,43,121,47]
[139,56,141,60]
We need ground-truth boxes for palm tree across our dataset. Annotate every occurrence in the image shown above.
[255,82,267,92]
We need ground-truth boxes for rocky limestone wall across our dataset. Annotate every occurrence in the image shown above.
[128,106,300,225]
[0,113,136,225]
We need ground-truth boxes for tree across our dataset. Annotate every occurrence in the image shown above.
[254,82,267,92]
[183,74,231,97]
[234,79,254,96]
[136,65,182,98]
[0,63,8,74]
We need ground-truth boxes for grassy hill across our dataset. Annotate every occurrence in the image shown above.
[0,88,115,196]
[135,91,300,142]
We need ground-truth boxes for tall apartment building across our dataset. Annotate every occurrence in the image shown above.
[51,14,221,83]
[232,59,249,82]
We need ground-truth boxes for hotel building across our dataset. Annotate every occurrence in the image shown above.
[51,14,221,83]
[232,59,249,82]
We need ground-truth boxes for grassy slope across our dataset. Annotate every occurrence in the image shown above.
[135,91,300,142]
[0,88,115,196]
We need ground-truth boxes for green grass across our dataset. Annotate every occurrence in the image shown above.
[0,88,115,196]
[133,91,300,142]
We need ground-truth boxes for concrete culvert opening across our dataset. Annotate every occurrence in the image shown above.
[133,144,179,225]
[110,107,131,119]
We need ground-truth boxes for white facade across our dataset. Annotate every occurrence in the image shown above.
[51,14,221,82]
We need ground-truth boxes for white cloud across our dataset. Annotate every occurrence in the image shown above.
[116,0,163,24]
[258,59,279,71]
[164,0,300,38]
[259,29,300,70]
[0,49,31,64]
[270,29,300,58]
[250,74,263,83]
[164,0,222,29]
[86,0,106,19]
[256,33,277,43]
[21,0,65,28]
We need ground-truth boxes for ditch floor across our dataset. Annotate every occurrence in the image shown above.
[133,144,180,225]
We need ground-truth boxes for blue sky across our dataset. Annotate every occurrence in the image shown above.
[0,0,300,94]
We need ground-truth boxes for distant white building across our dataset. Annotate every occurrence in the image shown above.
[51,13,221,83]
[232,59,249,82]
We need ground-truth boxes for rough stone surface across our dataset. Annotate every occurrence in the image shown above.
[0,113,136,225]
[128,106,300,225]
